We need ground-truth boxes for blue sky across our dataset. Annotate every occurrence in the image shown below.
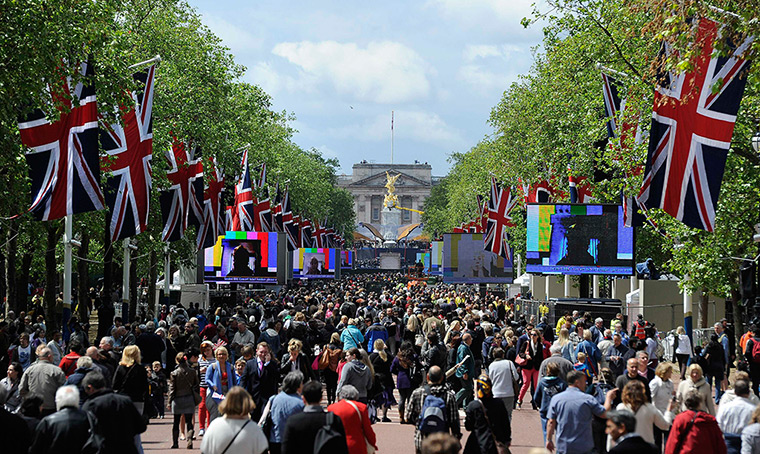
[186,0,545,176]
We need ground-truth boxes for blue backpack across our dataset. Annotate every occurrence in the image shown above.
[418,386,447,434]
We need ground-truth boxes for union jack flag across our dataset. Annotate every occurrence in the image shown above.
[312,220,326,248]
[484,177,517,261]
[271,183,283,233]
[253,164,272,232]
[300,218,314,248]
[282,188,299,250]
[232,150,254,231]
[224,205,234,232]
[197,157,224,249]
[100,64,155,241]
[19,60,104,221]
[638,18,752,232]
[567,162,595,204]
[521,180,554,204]
[159,140,204,242]
[602,73,646,227]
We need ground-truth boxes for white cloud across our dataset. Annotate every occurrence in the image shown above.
[458,65,511,94]
[200,13,264,56]
[270,40,432,103]
[463,44,524,62]
[427,0,545,41]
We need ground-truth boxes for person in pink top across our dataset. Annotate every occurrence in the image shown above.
[328,385,378,454]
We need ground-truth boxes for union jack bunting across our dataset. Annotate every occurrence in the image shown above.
[159,140,204,242]
[325,225,336,248]
[568,163,595,204]
[19,60,104,221]
[224,205,234,232]
[100,64,156,241]
[232,150,254,231]
[484,177,517,261]
[300,218,314,248]
[637,18,752,232]
[197,157,225,249]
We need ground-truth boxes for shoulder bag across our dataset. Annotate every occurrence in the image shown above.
[180,367,202,406]
[347,400,376,454]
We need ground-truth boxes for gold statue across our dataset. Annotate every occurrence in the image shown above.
[383,171,400,209]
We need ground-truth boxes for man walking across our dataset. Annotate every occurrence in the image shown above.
[19,346,66,416]
[281,380,348,454]
[405,366,461,454]
[546,370,613,454]
[29,386,91,454]
[455,333,475,408]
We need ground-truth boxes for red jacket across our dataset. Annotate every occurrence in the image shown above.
[59,352,81,377]
[328,399,377,454]
[665,410,726,454]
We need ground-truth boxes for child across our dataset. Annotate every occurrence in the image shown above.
[574,352,593,385]
[234,358,247,385]
[148,361,167,419]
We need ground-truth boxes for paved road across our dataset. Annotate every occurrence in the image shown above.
[141,390,546,454]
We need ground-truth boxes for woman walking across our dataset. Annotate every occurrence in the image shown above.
[1,362,23,412]
[673,326,693,380]
[323,332,343,405]
[113,345,149,414]
[200,386,269,454]
[391,342,416,424]
[198,341,215,435]
[676,364,716,415]
[370,339,396,422]
[205,346,237,422]
[169,352,200,449]
[517,329,549,408]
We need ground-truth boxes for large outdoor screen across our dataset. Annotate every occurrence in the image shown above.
[526,204,634,275]
[430,241,443,275]
[341,250,354,269]
[443,233,513,284]
[204,231,279,283]
[293,248,337,279]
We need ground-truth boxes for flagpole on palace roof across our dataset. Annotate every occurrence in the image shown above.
[391,111,394,165]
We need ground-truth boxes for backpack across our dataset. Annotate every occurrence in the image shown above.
[542,381,564,404]
[751,339,760,363]
[313,412,346,454]
[418,386,447,434]
[593,382,615,407]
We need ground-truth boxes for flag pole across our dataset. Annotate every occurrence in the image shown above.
[123,239,131,315]
[63,214,73,326]
[164,246,171,303]
[595,63,629,79]
[391,111,394,165]
[128,55,162,70]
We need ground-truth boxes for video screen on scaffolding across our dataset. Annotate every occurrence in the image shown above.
[525,204,634,275]
[204,231,279,283]
[443,233,513,284]
[341,250,353,269]
[293,248,337,279]
[430,240,443,275]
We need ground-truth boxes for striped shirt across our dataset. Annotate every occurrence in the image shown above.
[199,357,213,388]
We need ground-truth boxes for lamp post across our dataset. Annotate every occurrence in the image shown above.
[752,123,760,326]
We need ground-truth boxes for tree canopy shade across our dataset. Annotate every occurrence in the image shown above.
[0,0,354,321]
[424,0,759,328]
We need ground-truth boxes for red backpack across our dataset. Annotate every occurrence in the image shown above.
[751,339,760,363]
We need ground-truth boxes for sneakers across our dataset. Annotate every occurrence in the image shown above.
[199,429,205,436]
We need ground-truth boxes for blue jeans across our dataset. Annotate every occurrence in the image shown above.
[541,417,547,444]
[706,374,724,403]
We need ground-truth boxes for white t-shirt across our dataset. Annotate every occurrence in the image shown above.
[488,359,519,398]
[200,416,269,454]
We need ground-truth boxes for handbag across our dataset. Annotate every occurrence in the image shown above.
[347,400,376,454]
[258,396,274,438]
[515,354,527,367]
[318,348,331,370]
[180,368,202,406]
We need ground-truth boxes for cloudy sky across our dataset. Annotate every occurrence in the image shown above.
[186,0,545,175]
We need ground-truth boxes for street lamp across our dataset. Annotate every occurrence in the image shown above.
[753,120,760,326]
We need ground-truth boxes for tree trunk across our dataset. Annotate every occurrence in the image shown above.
[45,222,60,332]
[731,289,747,360]
[77,230,90,322]
[103,221,113,302]
[699,288,709,328]
[148,249,157,315]
[4,219,17,313]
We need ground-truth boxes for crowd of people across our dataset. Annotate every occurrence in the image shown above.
[1,272,760,454]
